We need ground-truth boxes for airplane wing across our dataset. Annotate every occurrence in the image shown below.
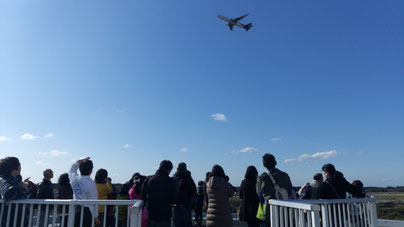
[232,14,249,23]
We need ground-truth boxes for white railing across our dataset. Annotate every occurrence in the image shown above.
[0,199,143,227]
[378,219,404,227]
[268,198,379,227]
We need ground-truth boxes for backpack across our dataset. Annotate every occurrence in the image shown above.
[267,171,290,200]
[299,183,311,199]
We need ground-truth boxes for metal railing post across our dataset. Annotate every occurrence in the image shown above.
[67,204,76,227]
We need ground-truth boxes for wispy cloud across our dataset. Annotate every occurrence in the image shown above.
[21,133,38,140]
[0,136,9,142]
[123,144,131,149]
[35,161,48,166]
[271,137,282,142]
[180,147,189,152]
[233,146,257,153]
[211,113,227,122]
[44,133,54,138]
[285,150,337,163]
[39,150,68,157]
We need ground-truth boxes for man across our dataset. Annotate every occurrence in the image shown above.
[142,160,177,227]
[298,173,323,199]
[318,163,365,199]
[69,157,100,226]
[256,154,295,226]
[172,162,196,227]
[37,169,55,226]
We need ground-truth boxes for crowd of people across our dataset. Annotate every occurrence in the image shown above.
[0,154,367,227]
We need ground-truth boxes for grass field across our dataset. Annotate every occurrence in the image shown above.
[371,192,404,220]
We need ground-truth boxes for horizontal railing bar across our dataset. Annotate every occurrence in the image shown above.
[297,198,376,204]
[268,200,321,211]
[0,199,140,205]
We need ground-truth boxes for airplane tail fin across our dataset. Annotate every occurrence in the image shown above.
[244,23,253,31]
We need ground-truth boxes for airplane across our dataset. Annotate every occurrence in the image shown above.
[217,14,253,31]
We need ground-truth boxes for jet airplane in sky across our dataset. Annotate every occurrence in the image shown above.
[217,14,253,31]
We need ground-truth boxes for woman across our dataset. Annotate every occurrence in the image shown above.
[206,165,235,227]
[239,166,260,227]
[129,175,148,227]
[58,173,73,199]
[0,157,28,226]
[95,169,113,227]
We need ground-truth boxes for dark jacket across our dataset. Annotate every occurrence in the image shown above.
[173,170,196,207]
[37,178,55,199]
[195,185,204,211]
[239,178,260,224]
[0,175,28,226]
[206,176,235,227]
[0,175,28,202]
[319,173,365,199]
[58,183,73,199]
[141,169,177,222]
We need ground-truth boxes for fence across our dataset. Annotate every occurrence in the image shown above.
[0,199,143,227]
[268,198,379,227]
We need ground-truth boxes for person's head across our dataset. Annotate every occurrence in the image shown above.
[0,157,21,177]
[134,175,147,195]
[95,168,108,184]
[177,162,187,172]
[322,163,336,178]
[43,169,53,180]
[79,160,93,176]
[205,172,211,181]
[244,166,258,180]
[313,173,323,182]
[198,181,204,186]
[159,160,173,174]
[58,173,70,185]
[263,153,277,169]
[351,180,364,191]
[211,165,226,178]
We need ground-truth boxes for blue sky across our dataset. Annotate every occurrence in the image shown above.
[1,0,403,187]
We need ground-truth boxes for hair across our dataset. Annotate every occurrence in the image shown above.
[159,160,173,172]
[177,162,187,171]
[0,157,20,176]
[79,160,93,176]
[58,173,70,185]
[352,180,364,191]
[205,172,211,181]
[95,169,108,184]
[131,173,140,182]
[263,153,277,169]
[313,173,323,181]
[198,181,204,186]
[43,169,53,178]
[244,166,258,180]
[134,175,147,195]
[322,163,336,175]
[211,165,226,178]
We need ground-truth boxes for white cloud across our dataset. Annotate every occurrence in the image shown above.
[35,161,48,166]
[39,150,68,157]
[234,146,257,153]
[285,150,337,163]
[0,136,9,142]
[180,147,189,152]
[21,133,38,140]
[44,133,54,138]
[271,137,282,142]
[211,113,227,122]
[123,144,131,149]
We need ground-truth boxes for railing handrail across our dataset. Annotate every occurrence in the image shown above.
[298,197,376,204]
[268,199,321,211]
[0,199,140,205]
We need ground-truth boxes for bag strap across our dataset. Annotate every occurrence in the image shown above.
[325,181,340,199]
[266,170,279,186]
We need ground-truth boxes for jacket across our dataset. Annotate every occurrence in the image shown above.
[96,179,113,213]
[173,170,196,207]
[319,173,365,199]
[206,176,235,227]
[141,169,177,222]
[239,178,260,224]
[256,168,294,222]
[0,175,28,202]
[37,178,55,199]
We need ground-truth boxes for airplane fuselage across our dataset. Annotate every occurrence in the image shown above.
[217,15,246,29]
